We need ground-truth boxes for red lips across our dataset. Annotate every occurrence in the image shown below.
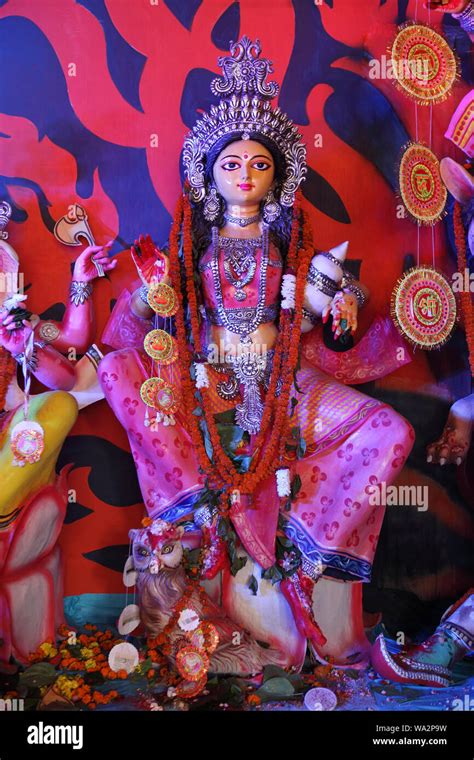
[238,183,254,190]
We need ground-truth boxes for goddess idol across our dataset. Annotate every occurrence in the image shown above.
[100,37,414,670]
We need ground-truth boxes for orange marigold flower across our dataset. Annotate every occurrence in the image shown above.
[246,694,261,706]
[82,694,92,705]
[141,517,153,527]
[117,669,128,680]
[147,670,155,680]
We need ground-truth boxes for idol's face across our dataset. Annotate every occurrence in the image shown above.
[212,139,275,211]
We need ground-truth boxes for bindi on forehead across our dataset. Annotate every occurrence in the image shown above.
[243,152,249,159]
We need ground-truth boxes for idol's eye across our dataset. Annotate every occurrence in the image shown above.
[221,161,240,171]
[161,544,174,554]
[252,161,271,170]
[137,546,149,557]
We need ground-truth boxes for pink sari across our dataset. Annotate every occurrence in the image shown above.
[99,286,414,582]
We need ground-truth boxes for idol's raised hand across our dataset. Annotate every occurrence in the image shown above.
[425,0,470,12]
[73,242,116,282]
[0,309,34,356]
[329,291,358,339]
[131,234,170,287]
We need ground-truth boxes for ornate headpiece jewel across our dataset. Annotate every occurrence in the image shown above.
[182,36,307,209]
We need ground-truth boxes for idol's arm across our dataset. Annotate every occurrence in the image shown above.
[14,342,77,391]
[35,243,116,354]
[303,242,369,336]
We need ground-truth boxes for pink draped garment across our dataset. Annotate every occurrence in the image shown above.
[99,242,414,582]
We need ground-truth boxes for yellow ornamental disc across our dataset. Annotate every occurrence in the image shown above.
[391,266,456,349]
[399,144,447,225]
[391,24,458,105]
[147,282,178,316]
[140,377,162,409]
[144,329,178,364]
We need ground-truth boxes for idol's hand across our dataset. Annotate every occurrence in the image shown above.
[131,234,170,287]
[330,292,358,339]
[0,310,34,356]
[72,242,116,282]
[425,0,470,12]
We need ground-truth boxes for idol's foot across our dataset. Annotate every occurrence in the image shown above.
[280,569,327,652]
[371,591,474,687]
[370,631,459,688]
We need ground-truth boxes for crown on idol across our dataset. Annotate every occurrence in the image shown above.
[182,36,307,208]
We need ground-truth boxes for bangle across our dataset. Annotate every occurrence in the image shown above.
[342,280,367,308]
[307,264,340,297]
[301,306,320,325]
[70,281,93,306]
[84,343,104,371]
[138,284,150,306]
[453,1,474,33]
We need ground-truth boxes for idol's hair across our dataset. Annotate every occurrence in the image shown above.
[189,132,295,263]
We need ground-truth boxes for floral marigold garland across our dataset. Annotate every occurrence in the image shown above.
[168,190,314,505]
[454,201,474,378]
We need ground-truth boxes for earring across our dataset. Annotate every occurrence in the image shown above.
[262,188,281,223]
[203,185,222,222]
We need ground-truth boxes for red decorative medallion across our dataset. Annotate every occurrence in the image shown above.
[175,674,207,699]
[175,645,210,682]
[399,144,447,224]
[140,376,180,414]
[391,266,457,349]
[391,24,458,105]
[10,421,45,466]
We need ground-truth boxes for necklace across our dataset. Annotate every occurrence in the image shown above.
[211,225,270,344]
[219,236,260,301]
[224,212,261,227]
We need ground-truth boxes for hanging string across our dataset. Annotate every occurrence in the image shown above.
[417,221,421,267]
[432,222,436,269]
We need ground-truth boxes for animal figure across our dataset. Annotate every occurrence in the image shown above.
[129,519,288,676]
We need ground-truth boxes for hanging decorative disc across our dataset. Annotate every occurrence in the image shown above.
[391,266,456,349]
[10,421,45,466]
[175,674,207,699]
[176,645,210,682]
[390,24,458,105]
[399,144,447,224]
[144,329,178,364]
[140,377,162,409]
[140,376,180,414]
[147,282,178,316]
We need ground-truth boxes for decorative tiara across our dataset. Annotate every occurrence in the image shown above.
[182,36,307,208]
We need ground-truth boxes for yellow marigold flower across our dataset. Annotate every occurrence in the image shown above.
[84,659,97,671]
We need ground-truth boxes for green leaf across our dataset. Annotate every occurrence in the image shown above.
[296,437,307,460]
[290,397,298,418]
[248,574,258,596]
[255,677,295,702]
[291,473,302,499]
[262,665,292,683]
[230,555,247,576]
[19,663,57,689]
